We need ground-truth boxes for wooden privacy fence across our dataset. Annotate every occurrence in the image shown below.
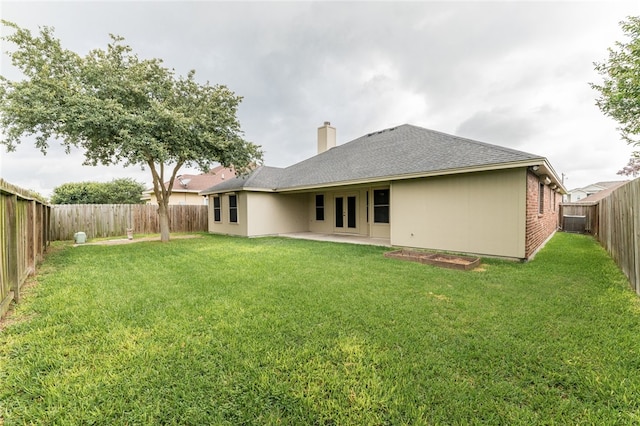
[50,204,208,240]
[1,179,51,320]
[559,203,599,235]
[597,178,640,296]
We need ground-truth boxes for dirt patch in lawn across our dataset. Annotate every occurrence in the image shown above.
[0,272,41,331]
[75,234,202,247]
[384,249,481,270]
[0,243,69,331]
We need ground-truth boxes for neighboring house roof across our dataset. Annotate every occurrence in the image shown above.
[593,181,628,189]
[143,165,235,198]
[206,165,284,193]
[201,124,564,195]
[568,181,627,194]
[567,181,628,204]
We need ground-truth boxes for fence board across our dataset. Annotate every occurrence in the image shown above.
[0,179,50,320]
[560,203,598,234]
[50,204,208,241]
[597,178,640,295]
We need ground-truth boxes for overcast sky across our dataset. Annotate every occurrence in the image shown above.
[1,1,639,197]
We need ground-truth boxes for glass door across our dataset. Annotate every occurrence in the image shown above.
[335,195,357,232]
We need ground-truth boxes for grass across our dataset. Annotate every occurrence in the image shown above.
[1,232,639,425]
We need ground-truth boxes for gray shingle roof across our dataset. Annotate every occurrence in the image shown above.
[201,124,544,194]
[201,165,283,193]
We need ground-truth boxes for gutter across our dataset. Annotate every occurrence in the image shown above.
[199,158,567,196]
[277,158,564,193]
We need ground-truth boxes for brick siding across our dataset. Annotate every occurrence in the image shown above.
[525,171,560,258]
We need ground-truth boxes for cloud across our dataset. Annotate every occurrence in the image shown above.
[456,107,539,148]
[1,1,639,198]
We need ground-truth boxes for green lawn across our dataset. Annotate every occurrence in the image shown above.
[1,232,639,425]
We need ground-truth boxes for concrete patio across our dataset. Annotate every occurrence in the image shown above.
[278,232,391,247]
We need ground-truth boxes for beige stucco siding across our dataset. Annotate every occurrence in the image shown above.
[246,192,308,236]
[308,192,333,234]
[207,192,248,236]
[368,186,391,239]
[391,168,527,258]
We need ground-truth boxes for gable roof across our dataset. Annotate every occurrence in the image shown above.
[567,180,628,203]
[144,165,235,196]
[568,181,628,194]
[201,124,562,195]
[593,181,628,188]
[203,165,283,193]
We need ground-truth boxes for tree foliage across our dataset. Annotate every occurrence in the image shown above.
[592,16,640,167]
[0,21,262,241]
[617,155,640,177]
[50,178,146,204]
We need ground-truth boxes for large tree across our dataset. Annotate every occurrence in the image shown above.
[0,21,262,241]
[592,16,640,176]
[50,178,146,204]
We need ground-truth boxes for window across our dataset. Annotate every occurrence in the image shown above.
[315,194,324,221]
[373,189,389,223]
[213,196,221,222]
[553,191,556,211]
[538,183,544,214]
[229,194,238,223]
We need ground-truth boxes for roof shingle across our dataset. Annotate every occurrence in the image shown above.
[201,124,545,194]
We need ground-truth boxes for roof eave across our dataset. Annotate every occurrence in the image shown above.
[531,159,568,194]
[277,159,551,192]
[201,159,568,195]
[200,186,277,196]
[171,189,206,194]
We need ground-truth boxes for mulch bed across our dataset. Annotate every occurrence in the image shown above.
[384,249,481,270]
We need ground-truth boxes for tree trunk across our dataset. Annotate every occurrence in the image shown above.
[158,201,171,242]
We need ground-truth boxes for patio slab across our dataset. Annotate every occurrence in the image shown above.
[279,232,391,247]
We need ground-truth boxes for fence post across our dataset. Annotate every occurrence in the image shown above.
[6,193,19,303]
[634,195,640,295]
[29,199,36,273]
[1,180,51,321]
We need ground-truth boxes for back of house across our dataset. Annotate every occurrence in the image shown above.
[201,123,566,260]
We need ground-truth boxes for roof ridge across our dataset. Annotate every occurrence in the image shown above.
[244,165,283,186]
[364,124,403,137]
[243,165,265,186]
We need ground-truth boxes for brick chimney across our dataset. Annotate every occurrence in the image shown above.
[317,121,336,154]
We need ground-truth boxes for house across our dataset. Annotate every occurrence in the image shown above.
[565,181,627,203]
[143,165,235,205]
[201,123,566,260]
[565,181,628,204]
